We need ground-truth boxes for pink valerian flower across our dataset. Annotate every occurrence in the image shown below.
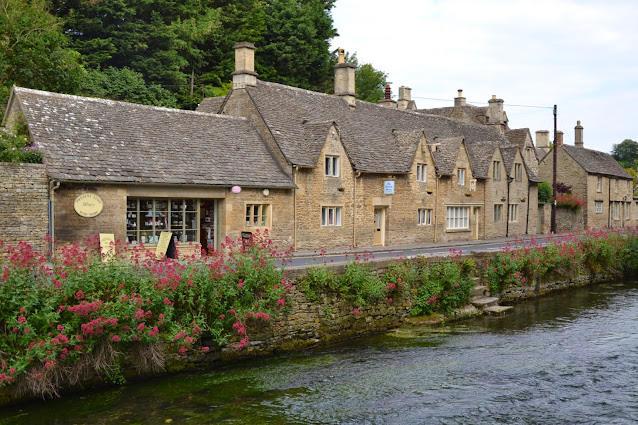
[353,308,361,315]
[110,335,121,342]
[75,290,85,300]
[277,298,286,307]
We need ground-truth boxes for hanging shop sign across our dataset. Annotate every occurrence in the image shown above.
[74,193,104,217]
[231,186,242,194]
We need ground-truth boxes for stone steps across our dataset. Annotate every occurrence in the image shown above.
[470,281,514,316]
[484,305,514,315]
[470,285,489,300]
[470,296,500,309]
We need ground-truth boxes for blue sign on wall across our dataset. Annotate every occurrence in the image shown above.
[384,181,395,195]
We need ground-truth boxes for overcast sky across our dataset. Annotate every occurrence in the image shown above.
[330,0,638,154]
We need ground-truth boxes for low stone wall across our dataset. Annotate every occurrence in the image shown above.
[0,163,49,252]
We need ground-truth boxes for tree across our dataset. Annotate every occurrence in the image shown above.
[538,182,552,203]
[611,139,638,168]
[0,0,84,117]
[355,63,387,103]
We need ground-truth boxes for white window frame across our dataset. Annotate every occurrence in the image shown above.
[325,155,339,177]
[514,163,522,182]
[626,202,631,221]
[457,168,466,186]
[416,163,427,182]
[127,198,200,244]
[321,206,342,227]
[245,204,271,228]
[493,161,501,181]
[446,206,469,230]
[508,204,518,222]
[597,176,602,192]
[418,208,432,225]
[494,204,503,222]
[594,201,603,214]
[613,202,620,220]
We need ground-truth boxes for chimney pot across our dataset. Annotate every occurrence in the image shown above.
[454,89,466,107]
[398,86,413,110]
[492,94,496,100]
[556,131,564,147]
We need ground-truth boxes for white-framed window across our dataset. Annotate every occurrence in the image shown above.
[325,155,339,177]
[446,206,469,230]
[613,202,620,220]
[494,204,503,222]
[614,179,618,193]
[508,204,518,222]
[246,204,270,228]
[493,161,501,181]
[418,208,432,225]
[514,163,522,182]
[594,201,603,214]
[597,176,602,192]
[322,206,342,226]
[626,202,631,221]
[416,163,427,182]
[457,168,466,186]
[127,198,199,244]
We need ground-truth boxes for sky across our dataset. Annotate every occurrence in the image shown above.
[329,0,638,154]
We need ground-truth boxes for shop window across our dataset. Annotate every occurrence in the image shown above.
[446,206,469,230]
[418,208,432,225]
[325,156,339,177]
[416,164,427,182]
[322,206,342,226]
[245,204,270,228]
[127,199,199,244]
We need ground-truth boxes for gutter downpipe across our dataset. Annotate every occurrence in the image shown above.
[293,166,298,252]
[434,175,441,243]
[608,177,612,228]
[526,182,531,234]
[353,170,361,247]
[48,180,60,256]
[506,176,513,237]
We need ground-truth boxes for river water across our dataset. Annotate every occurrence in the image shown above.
[2,280,638,425]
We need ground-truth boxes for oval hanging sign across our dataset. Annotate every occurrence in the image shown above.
[74,193,104,217]
[231,185,242,194]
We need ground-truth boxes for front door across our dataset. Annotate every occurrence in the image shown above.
[374,208,385,246]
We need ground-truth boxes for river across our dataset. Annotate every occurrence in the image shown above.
[1,280,637,425]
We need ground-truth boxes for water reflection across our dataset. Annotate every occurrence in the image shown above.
[1,280,637,424]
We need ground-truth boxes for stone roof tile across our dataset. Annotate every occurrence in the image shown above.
[562,145,632,179]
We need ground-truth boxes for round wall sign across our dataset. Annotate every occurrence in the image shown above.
[231,185,242,194]
[74,193,104,217]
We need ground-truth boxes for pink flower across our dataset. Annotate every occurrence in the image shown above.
[110,335,121,342]
[354,308,361,315]
[75,290,85,300]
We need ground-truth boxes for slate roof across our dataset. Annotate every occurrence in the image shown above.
[418,105,489,126]
[466,141,499,179]
[504,128,530,151]
[430,137,464,175]
[501,145,542,183]
[9,87,294,188]
[562,145,632,179]
[197,96,225,114]
[232,80,511,174]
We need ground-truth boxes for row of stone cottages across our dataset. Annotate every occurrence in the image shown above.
[1,42,633,255]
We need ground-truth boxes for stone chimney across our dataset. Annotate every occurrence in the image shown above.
[556,131,564,147]
[575,120,584,147]
[379,84,397,109]
[398,86,412,110]
[334,48,356,108]
[454,89,466,107]
[232,42,258,89]
[536,130,550,150]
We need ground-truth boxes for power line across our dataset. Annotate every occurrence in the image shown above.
[411,95,553,109]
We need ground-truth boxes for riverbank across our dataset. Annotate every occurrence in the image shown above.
[1,228,637,406]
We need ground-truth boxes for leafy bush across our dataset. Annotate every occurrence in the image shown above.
[0,119,43,164]
[538,182,552,203]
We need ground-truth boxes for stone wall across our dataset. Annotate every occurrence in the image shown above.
[0,163,49,252]
[556,206,584,233]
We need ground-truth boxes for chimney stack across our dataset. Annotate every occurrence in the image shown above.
[232,42,258,88]
[334,48,356,108]
[575,120,584,147]
[536,130,550,149]
[398,86,412,110]
[379,84,397,108]
[454,89,466,107]
[556,131,564,147]
[487,94,505,133]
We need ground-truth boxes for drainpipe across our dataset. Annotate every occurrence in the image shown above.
[293,166,298,251]
[526,182,531,234]
[506,176,513,237]
[48,180,60,256]
[608,177,611,228]
[353,170,361,247]
[434,175,441,243]
[483,180,487,240]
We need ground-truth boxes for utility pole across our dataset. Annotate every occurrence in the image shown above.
[551,104,557,234]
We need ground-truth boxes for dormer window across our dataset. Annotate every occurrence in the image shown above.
[325,156,339,177]
[457,168,466,186]
[514,163,522,182]
[493,161,501,181]
[416,164,426,182]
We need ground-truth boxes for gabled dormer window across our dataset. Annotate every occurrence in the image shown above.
[493,161,501,181]
[457,168,466,186]
[325,156,339,177]
[514,163,522,182]
[416,164,426,182]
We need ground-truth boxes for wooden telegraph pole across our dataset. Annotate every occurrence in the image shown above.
[551,105,557,234]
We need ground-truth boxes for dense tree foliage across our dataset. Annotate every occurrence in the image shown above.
[611,139,638,168]
[1,0,389,112]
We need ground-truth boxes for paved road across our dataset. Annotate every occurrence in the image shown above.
[286,233,561,268]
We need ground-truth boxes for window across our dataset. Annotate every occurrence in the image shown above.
[457,168,466,186]
[626,202,631,221]
[418,208,432,225]
[597,176,602,192]
[127,198,199,244]
[325,155,339,177]
[508,204,518,222]
[322,206,342,226]
[493,204,502,222]
[416,164,427,182]
[514,163,522,182]
[613,202,620,220]
[594,201,603,214]
[614,179,618,193]
[246,204,270,228]
[493,161,501,181]
[446,206,469,229]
